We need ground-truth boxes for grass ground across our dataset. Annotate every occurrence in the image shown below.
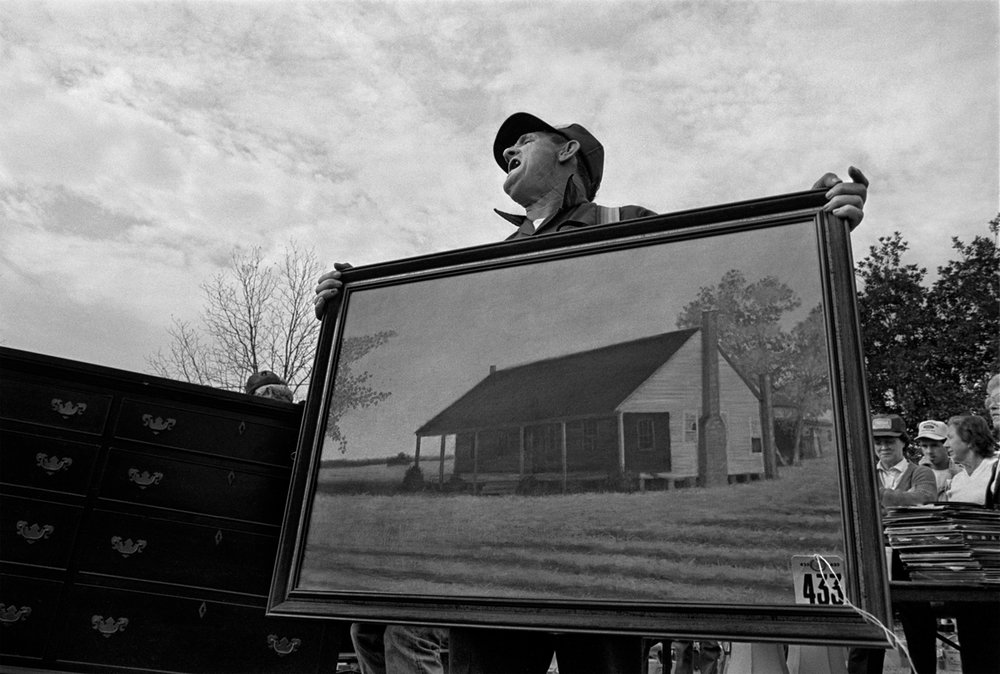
[300,452,845,605]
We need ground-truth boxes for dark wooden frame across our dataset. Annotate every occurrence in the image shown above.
[268,189,890,646]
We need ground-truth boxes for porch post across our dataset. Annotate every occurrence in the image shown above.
[439,435,447,487]
[519,426,526,476]
[472,431,479,493]
[617,411,626,472]
[560,421,568,494]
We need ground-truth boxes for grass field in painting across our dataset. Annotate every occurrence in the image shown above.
[299,453,845,605]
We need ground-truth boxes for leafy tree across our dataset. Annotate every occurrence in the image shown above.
[922,216,1000,417]
[856,217,999,421]
[677,270,827,464]
[147,242,321,397]
[854,232,936,416]
[779,305,831,463]
[676,269,800,380]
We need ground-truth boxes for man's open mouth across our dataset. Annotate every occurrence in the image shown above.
[507,158,521,173]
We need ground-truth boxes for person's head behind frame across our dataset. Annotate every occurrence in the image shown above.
[245,370,294,403]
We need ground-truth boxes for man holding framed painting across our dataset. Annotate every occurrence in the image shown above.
[307,112,870,674]
[313,112,867,316]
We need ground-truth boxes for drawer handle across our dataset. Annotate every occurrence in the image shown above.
[36,453,74,474]
[127,468,163,489]
[16,521,54,544]
[111,536,147,557]
[267,634,302,657]
[92,615,129,638]
[141,414,176,435]
[0,604,32,625]
[51,398,87,418]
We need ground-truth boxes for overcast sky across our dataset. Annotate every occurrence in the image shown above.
[1,0,997,375]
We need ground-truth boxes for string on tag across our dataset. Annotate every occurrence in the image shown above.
[811,553,916,674]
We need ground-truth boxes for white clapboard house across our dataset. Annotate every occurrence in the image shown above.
[414,313,768,493]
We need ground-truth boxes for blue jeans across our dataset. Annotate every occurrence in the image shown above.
[350,623,449,674]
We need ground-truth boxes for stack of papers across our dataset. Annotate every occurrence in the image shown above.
[883,503,1000,584]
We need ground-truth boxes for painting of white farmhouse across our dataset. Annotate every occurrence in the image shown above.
[298,220,846,606]
[420,323,764,492]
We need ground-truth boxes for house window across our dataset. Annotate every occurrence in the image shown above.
[637,418,655,451]
[683,412,698,443]
[749,417,762,454]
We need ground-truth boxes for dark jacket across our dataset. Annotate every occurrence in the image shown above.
[880,461,937,506]
[496,177,656,239]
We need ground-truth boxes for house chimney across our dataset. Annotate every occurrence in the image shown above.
[489,365,497,375]
[698,310,728,487]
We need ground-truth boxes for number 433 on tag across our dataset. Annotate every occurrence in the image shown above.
[790,555,846,606]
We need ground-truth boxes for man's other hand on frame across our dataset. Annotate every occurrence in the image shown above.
[314,262,353,319]
[814,166,869,229]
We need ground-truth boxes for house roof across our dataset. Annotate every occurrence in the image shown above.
[416,328,700,435]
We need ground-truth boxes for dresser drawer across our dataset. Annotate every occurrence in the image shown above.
[114,397,298,466]
[0,496,83,570]
[99,448,289,524]
[76,509,278,595]
[55,584,329,673]
[0,573,62,659]
[0,378,112,436]
[0,429,100,495]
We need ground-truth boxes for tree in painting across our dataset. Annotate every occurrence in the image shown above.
[326,330,397,454]
[676,269,827,464]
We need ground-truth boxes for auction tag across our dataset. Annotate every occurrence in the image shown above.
[790,555,846,606]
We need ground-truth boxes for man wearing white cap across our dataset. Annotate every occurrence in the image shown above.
[915,419,960,500]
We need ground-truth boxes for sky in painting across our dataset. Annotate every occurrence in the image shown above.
[1,0,997,375]
[331,221,822,459]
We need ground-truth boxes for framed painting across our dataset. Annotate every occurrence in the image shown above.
[268,189,890,645]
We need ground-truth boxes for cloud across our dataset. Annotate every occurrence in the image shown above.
[0,0,995,374]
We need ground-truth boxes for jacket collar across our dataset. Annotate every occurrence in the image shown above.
[494,176,588,231]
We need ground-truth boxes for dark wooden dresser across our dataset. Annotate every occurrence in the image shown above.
[0,347,344,673]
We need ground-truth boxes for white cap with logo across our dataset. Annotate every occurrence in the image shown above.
[915,420,947,442]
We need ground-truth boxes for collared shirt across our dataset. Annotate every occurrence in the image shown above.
[878,458,910,490]
[946,456,999,504]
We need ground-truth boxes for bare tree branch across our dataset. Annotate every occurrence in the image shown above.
[147,241,323,398]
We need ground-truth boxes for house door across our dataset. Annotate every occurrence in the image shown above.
[525,423,561,473]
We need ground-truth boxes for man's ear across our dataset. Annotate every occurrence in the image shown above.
[557,139,580,164]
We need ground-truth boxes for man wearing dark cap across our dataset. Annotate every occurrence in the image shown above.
[490,112,657,238]
[245,370,295,403]
[848,413,937,674]
[313,113,870,673]
[871,414,936,507]
[313,112,868,318]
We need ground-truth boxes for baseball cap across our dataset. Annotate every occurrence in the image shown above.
[245,370,287,395]
[871,414,908,441]
[493,112,604,197]
[915,420,948,442]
